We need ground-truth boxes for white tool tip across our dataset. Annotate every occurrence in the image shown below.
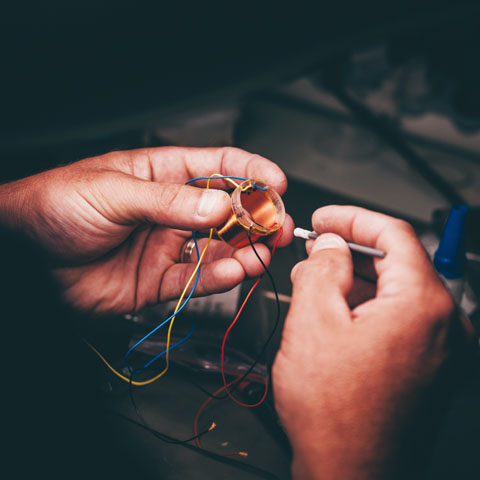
[294,227,312,240]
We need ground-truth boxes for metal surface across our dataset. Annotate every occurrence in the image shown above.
[217,180,285,248]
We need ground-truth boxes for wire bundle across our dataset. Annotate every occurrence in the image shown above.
[193,227,282,456]
[89,174,275,380]
[87,174,283,467]
[87,175,249,383]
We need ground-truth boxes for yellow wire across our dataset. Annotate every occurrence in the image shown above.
[209,173,241,188]
[86,175,223,386]
[216,174,257,193]
[210,172,258,193]
[134,227,213,386]
[86,228,213,386]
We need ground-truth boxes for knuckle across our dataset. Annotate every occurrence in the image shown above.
[311,204,340,228]
[156,184,182,212]
[98,151,118,163]
[220,146,236,155]
[316,255,337,274]
[434,287,456,318]
[291,260,307,282]
[292,255,338,283]
[291,260,315,284]
[415,283,456,331]
[219,146,241,163]
[36,172,65,213]
[394,218,415,235]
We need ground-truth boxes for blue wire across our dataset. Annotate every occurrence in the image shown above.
[185,175,268,191]
[185,175,247,185]
[124,231,201,370]
[143,318,196,369]
[125,175,266,371]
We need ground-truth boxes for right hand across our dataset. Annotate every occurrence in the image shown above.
[273,206,475,480]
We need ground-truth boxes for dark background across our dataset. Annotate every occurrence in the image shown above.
[1,1,479,178]
[1,2,479,479]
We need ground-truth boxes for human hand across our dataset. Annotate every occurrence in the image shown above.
[273,206,475,480]
[0,147,293,315]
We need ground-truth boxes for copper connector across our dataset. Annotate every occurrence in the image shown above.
[216,179,285,248]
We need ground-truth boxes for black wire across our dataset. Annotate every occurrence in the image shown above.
[127,371,212,445]
[119,233,282,479]
[128,372,147,424]
[108,410,281,480]
[193,227,281,402]
[124,227,281,404]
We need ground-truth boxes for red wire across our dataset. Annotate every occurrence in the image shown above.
[194,372,268,454]
[220,229,282,407]
[193,228,283,456]
[220,279,266,407]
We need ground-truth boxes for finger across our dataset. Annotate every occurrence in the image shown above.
[265,214,294,248]
[306,236,377,281]
[184,237,234,264]
[289,233,353,328]
[159,250,270,300]
[134,227,261,308]
[186,213,291,263]
[159,258,245,300]
[109,174,232,230]
[311,205,436,289]
[185,237,272,278]
[305,238,314,254]
[108,147,288,195]
[312,205,425,259]
[233,242,272,277]
[192,213,293,252]
[177,147,288,195]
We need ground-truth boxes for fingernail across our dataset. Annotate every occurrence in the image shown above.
[311,233,347,254]
[197,190,224,217]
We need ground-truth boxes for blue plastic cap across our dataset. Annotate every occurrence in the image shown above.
[434,205,468,279]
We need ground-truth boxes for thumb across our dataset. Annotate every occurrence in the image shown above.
[289,233,354,326]
[107,175,232,229]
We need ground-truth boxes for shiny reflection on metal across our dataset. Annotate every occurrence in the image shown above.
[216,179,285,248]
[181,237,197,263]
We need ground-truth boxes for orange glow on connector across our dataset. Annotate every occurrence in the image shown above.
[216,179,285,248]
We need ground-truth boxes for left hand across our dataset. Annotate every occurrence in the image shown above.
[0,147,293,315]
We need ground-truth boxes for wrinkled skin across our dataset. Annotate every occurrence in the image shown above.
[0,146,293,315]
